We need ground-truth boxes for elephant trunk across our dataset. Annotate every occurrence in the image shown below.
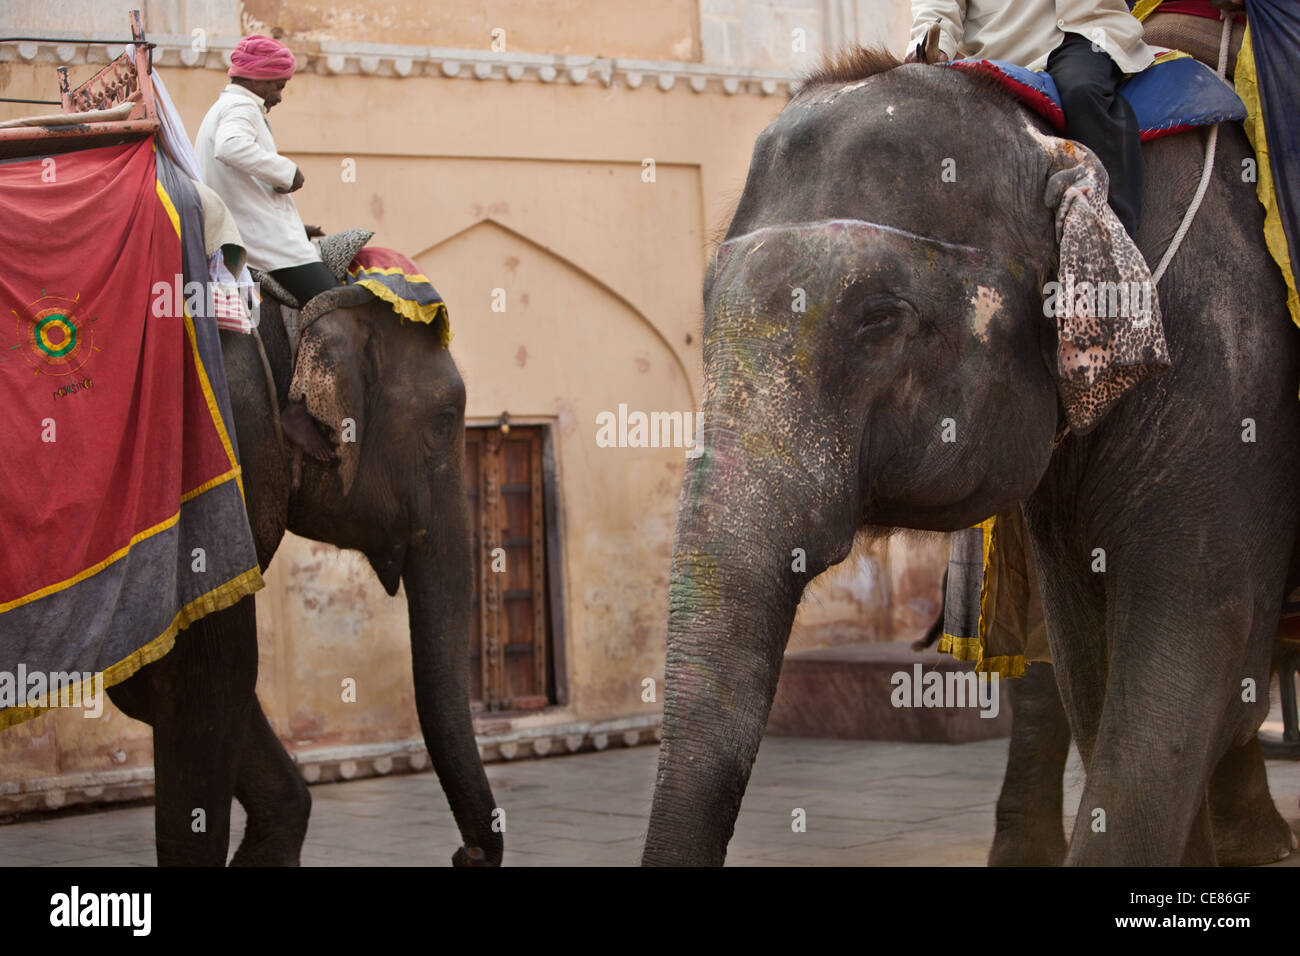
[403,527,502,866]
[642,426,814,865]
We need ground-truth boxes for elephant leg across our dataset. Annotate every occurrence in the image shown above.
[1062,577,1248,866]
[230,702,312,867]
[1208,735,1296,865]
[1025,489,1251,866]
[988,662,1070,866]
[1182,797,1218,866]
[109,599,258,866]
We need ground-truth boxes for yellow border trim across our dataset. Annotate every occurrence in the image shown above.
[182,310,245,497]
[0,511,177,614]
[348,264,435,284]
[937,633,981,661]
[0,566,263,730]
[354,278,453,348]
[180,465,243,504]
[0,464,245,613]
[156,169,247,497]
[1132,0,1162,22]
[975,515,996,651]
[976,653,1027,679]
[156,178,181,238]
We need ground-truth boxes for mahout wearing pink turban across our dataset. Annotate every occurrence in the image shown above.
[228,34,296,81]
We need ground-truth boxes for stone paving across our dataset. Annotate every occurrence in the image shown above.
[3,734,1300,866]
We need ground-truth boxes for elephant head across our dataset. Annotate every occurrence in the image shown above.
[642,58,1167,865]
[279,285,501,866]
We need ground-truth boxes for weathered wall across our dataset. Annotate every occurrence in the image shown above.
[0,0,937,803]
[700,0,910,70]
[236,0,702,60]
[2,0,700,61]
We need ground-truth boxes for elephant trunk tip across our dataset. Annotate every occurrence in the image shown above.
[452,844,500,867]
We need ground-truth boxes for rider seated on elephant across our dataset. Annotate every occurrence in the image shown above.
[194,34,338,305]
[907,0,1154,240]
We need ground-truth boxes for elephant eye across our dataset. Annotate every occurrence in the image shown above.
[853,292,912,337]
[422,409,458,448]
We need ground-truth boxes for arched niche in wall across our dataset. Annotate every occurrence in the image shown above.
[417,217,692,711]
[415,217,696,416]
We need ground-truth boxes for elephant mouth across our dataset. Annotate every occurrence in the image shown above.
[366,541,408,596]
[281,399,337,462]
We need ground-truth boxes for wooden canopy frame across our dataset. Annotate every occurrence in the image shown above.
[0,10,159,160]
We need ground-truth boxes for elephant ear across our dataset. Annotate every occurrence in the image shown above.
[287,285,379,495]
[1040,137,1171,434]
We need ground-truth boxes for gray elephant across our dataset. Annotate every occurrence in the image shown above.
[990,661,1296,866]
[643,49,1300,866]
[917,551,1296,866]
[107,277,501,866]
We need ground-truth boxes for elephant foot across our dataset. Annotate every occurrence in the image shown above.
[988,810,1067,867]
[1209,736,1295,866]
[230,780,311,867]
[452,845,500,867]
[1212,805,1296,866]
[230,831,304,867]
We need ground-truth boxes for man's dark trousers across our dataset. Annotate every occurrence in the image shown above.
[269,260,339,305]
[1046,32,1143,239]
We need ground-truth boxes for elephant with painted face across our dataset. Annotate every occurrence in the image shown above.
[106,279,501,866]
[643,49,1300,866]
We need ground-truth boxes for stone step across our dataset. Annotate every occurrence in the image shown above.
[766,641,1013,742]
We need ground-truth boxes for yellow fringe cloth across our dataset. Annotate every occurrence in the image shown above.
[937,515,1028,679]
[352,278,453,349]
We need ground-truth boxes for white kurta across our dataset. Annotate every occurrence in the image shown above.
[194,83,321,272]
[909,0,1155,74]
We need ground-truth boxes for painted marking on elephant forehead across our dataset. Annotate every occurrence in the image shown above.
[969,285,1003,343]
[797,78,871,106]
[719,219,993,258]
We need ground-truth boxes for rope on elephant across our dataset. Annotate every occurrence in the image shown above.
[1149,14,1233,286]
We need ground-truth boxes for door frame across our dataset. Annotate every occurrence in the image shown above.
[464,415,569,710]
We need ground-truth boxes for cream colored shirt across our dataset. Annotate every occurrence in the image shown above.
[909,0,1155,74]
[194,83,321,272]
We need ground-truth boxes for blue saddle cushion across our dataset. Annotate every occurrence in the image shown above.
[946,51,1246,141]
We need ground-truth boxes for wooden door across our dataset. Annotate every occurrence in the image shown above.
[465,426,551,712]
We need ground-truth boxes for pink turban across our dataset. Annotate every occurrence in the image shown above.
[228,35,296,81]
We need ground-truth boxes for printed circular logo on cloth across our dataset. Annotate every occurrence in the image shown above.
[11,293,97,376]
[35,314,77,357]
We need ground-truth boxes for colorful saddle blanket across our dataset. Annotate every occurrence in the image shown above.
[0,137,263,727]
[947,50,1246,141]
[258,235,451,348]
[346,247,450,348]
